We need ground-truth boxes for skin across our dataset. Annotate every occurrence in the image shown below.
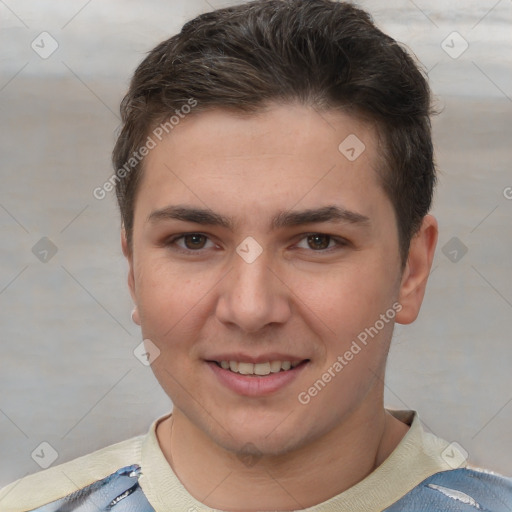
[122,104,438,510]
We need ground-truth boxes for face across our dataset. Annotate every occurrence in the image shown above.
[123,104,413,456]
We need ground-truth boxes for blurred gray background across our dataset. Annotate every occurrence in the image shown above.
[1,0,511,488]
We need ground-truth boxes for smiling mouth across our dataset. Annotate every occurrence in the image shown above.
[210,360,309,376]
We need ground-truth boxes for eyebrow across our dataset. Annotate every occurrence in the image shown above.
[147,205,370,230]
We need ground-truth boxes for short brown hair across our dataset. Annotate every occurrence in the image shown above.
[113,0,436,265]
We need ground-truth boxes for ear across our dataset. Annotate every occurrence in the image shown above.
[121,227,140,325]
[395,214,438,325]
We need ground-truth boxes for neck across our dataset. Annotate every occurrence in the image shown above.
[156,400,409,510]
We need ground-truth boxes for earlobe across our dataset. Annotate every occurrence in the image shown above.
[131,306,141,325]
[395,215,438,325]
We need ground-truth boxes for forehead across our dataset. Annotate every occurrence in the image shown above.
[147,104,378,164]
[136,104,390,226]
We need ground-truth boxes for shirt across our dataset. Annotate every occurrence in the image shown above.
[1,409,510,511]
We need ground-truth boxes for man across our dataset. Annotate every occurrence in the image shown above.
[1,0,511,510]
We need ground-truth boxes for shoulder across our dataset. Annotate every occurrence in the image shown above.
[385,467,512,511]
[0,435,145,512]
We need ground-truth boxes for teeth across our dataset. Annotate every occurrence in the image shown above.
[237,362,254,375]
[218,360,301,375]
[254,362,271,375]
[269,361,282,373]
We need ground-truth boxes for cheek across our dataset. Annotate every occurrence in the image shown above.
[296,263,397,412]
[134,256,219,342]
[298,256,397,335]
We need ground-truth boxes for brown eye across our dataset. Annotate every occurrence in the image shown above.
[183,234,208,250]
[306,234,332,250]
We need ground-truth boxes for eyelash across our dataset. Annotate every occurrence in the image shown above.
[164,232,348,255]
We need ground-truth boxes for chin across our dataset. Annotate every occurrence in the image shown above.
[207,411,315,459]
[222,431,305,459]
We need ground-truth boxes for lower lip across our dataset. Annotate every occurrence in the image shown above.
[207,361,308,396]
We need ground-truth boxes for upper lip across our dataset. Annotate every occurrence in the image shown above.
[205,353,309,364]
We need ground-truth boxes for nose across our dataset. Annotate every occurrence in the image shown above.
[215,247,292,333]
